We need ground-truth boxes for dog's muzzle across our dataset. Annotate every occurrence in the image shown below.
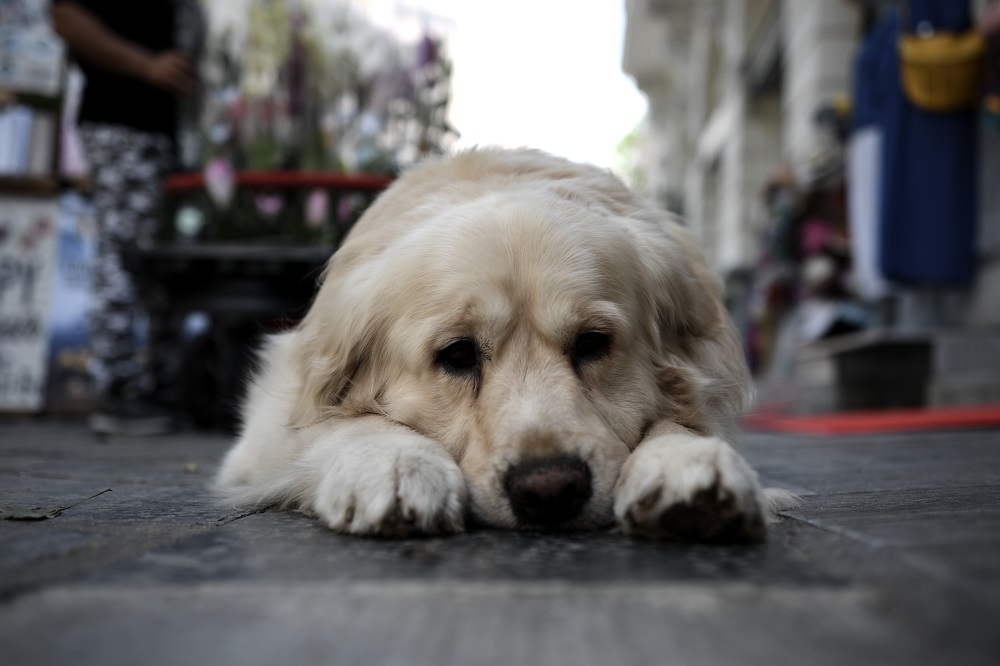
[503,455,593,527]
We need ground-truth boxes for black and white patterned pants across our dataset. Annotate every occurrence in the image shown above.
[79,123,173,396]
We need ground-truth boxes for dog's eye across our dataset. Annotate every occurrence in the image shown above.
[436,338,480,375]
[572,331,611,365]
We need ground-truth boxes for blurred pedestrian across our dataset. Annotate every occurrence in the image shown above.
[52,0,202,435]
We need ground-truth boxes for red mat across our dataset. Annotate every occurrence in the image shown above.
[742,404,1000,435]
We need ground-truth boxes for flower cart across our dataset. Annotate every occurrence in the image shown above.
[123,1,455,428]
[125,170,391,429]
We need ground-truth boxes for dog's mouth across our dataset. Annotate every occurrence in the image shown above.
[512,508,615,533]
[465,504,614,533]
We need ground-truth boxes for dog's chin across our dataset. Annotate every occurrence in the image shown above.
[514,515,616,534]
[467,500,616,533]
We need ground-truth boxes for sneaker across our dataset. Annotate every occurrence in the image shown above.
[89,387,176,436]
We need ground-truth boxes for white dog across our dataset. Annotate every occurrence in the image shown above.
[215,149,797,541]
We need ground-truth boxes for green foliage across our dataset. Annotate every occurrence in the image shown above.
[615,121,647,194]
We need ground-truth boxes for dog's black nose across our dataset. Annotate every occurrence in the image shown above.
[504,455,592,526]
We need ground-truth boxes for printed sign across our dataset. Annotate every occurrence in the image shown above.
[0,27,64,96]
[0,197,58,411]
[46,192,96,413]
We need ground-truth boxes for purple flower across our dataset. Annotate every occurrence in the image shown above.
[255,194,284,219]
[204,158,235,208]
[305,189,329,228]
[414,34,438,70]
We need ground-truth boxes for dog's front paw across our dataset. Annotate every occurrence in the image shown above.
[311,437,467,537]
[614,433,765,542]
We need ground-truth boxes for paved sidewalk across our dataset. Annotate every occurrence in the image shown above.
[1,421,998,665]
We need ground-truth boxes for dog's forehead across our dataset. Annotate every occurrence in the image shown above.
[432,291,629,342]
[415,192,641,279]
[391,193,643,340]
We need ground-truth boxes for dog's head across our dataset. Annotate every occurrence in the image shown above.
[290,150,749,530]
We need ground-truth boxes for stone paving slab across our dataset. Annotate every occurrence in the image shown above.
[746,430,1000,493]
[1,421,998,665]
[84,511,837,586]
[2,582,947,666]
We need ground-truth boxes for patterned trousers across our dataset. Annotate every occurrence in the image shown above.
[79,123,173,396]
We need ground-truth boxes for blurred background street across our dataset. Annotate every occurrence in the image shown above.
[2,0,999,425]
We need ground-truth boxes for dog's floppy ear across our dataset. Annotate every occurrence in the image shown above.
[554,162,751,432]
[286,254,385,428]
[640,213,752,432]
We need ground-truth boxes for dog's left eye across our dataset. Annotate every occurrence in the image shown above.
[572,331,611,365]
[436,338,480,375]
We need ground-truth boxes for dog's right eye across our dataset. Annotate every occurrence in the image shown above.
[572,331,611,365]
[436,339,480,375]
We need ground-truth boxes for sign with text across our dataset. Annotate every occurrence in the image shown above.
[0,197,58,410]
[0,27,65,97]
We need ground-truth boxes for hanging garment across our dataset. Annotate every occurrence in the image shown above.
[848,11,896,300]
[877,1,979,285]
[847,127,891,299]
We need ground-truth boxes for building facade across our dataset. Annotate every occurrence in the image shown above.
[624,0,1000,409]
[623,0,857,274]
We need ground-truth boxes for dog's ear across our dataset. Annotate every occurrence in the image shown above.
[288,316,365,428]
[286,256,384,427]
[640,214,752,433]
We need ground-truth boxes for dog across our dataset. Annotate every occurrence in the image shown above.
[215,148,798,541]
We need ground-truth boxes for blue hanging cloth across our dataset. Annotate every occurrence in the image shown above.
[853,10,899,131]
[877,0,979,285]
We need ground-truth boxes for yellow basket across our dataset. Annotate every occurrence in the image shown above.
[899,30,985,112]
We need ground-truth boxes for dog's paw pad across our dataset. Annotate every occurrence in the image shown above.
[615,435,766,543]
[626,480,764,542]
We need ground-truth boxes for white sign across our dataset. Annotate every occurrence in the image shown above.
[0,197,58,411]
[0,26,65,97]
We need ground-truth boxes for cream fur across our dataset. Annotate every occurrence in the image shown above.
[215,148,798,539]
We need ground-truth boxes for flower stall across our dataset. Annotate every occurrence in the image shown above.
[135,0,456,428]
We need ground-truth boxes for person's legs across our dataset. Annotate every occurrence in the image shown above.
[80,123,174,435]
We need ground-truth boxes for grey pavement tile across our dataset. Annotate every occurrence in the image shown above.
[742,430,1000,494]
[1,421,999,665]
[907,541,1000,583]
[0,424,229,487]
[1,581,988,666]
[740,428,1000,451]
[793,484,1000,512]
[798,509,1000,547]
[788,486,1000,547]
[0,527,97,569]
[85,511,838,586]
